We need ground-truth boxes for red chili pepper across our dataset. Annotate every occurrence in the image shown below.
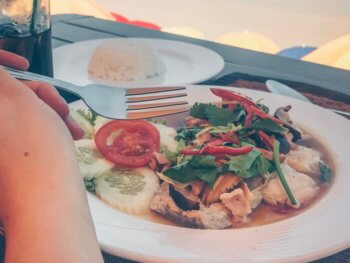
[180,145,253,156]
[219,131,240,145]
[202,145,253,155]
[258,130,274,150]
[208,138,224,146]
[242,102,253,127]
[210,88,256,107]
[250,106,285,125]
[180,147,201,155]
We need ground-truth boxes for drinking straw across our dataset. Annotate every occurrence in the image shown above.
[30,0,39,34]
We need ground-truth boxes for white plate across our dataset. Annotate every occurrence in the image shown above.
[70,86,350,262]
[53,38,224,88]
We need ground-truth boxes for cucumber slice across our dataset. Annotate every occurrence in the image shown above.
[75,139,114,179]
[95,167,159,215]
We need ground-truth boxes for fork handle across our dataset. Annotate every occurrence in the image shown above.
[3,66,82,97]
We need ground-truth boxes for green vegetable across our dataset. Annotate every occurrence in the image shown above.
[319,162,332,182]
[206,124,242,136]
[175,127,202,141]
[176,139,186,152]
[161,146,178,162]
[84,177,96,193]
[189,103,208,119]
[227,148,273,178]
[232,105,247,124]
[248,118,287,134]
[160,139,187,163]
[189,103,235,126]
[273,140,297,205]
[163,155,220,188]
[76,109,97,125]
[204,105,236,126]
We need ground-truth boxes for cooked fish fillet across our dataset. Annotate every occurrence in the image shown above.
[285,145,321,177]
[150,183,232,229]
[220,182,252,225]
[262,163,319,208]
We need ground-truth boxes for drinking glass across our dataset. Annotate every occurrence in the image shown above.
[0,0,53,76]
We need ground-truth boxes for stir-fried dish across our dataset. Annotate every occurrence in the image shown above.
[72,88,332,229]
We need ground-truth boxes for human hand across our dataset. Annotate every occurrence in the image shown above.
[0,68,104,262]
[0,49,83,140]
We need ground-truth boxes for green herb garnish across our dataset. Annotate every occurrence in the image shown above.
[175,127,202,141]
[273,140,297,205]
[190,103,235,126]
[248,118,287,134]
[227,148,273,178]
[163,155,221,188]
[84,178,96,193]
[204,105,235,126]
[319,162,332,182]
[76,109,97,125]
[189,103,208,119]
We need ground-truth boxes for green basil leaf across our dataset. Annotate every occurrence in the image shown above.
[205,105,235,126]
[189,103,208,119]
[248,118,287,134]
[163,155,219,187]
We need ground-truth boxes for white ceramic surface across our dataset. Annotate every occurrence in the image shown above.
[70,86,350,263]
[53,38,224,88]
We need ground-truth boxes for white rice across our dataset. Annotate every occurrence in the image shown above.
[88,39,165,82]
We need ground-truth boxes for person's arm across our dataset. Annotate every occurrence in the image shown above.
[0,66,103,261]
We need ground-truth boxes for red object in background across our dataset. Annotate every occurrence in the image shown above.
[111,12,161,30]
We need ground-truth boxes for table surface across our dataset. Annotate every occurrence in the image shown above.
[50,14,349,263]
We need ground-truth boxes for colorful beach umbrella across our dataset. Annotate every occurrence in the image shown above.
[302,34,350,70]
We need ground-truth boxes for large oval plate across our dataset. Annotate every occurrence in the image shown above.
[70,86,350,262]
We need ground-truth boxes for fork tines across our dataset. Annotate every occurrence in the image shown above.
[125,86,186,96]
[125,86,189,118]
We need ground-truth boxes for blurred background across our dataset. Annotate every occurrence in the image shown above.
[51,0,350,70]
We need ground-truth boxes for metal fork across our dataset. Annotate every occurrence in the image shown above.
[5,67,190,119]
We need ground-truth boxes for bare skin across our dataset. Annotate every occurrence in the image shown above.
[0,51,103,263]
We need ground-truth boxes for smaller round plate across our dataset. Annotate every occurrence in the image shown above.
[53,38,224,88]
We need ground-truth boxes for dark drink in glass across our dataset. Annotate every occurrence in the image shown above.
[0,0,53,77]
[0,28,53,76]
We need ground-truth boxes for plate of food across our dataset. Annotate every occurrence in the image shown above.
[53,38,224,89]
[70,86,350,262]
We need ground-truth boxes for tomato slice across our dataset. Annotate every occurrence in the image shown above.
[94,120,160,168]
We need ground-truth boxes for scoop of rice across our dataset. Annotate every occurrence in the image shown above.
[88,39,165,82]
